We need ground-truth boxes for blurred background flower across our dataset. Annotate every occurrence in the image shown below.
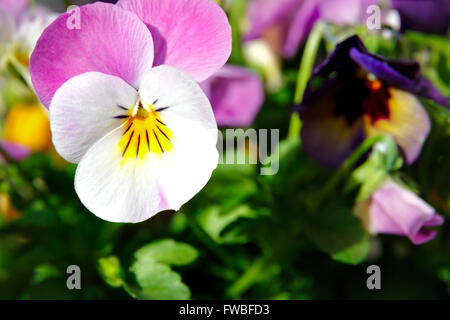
[3,102,50,152]
[0,0,57,68]
[392,0,450,34]
[0,140,30,162]
[243,0,378,58]
[200,65,264,127]
[296,35,448,168]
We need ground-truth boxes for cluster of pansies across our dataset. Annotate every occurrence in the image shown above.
[2,0,447,238]
[240,0,448,244]
[294,35,447,244]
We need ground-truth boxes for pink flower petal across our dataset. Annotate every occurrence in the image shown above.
[369,179,444,244]
[283,0,320,58]
[30,2,154,107]
[0,140,30,162]
[117,0,231,82]
[244,0,320,58]
[200,65,264,127]
[244,0,302,41]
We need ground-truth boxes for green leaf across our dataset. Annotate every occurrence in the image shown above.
[347,135,400,201]
[228,0,247,64]
[403,31,450,96]
[332,238,370,265]
[264,134,301,181]
[207,163,259,210]
[135,239,198,267]
[355,169,386,202]
[98,256,125,288]
[301,203,369,264]
[226,259,280,298]
[31,264,61,285]
[438,268,450,286]
[197,205,263,244]
[130,256,190,300]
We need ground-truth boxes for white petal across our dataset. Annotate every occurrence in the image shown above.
[50,72,138,163]
[75,66,218,223]
[75,126,163,223]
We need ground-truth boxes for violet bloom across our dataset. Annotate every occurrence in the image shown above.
[0,140,30,162]
[244,0,377,58]
[392,0,450,34]
[30,1,231,223]
[296,35,448,168]
[200,65,264,127]
[355,179,444,244]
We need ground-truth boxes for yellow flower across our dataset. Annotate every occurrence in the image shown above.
[4,102,51,152]
[0,192,20,221]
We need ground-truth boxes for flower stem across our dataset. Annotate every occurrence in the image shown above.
[186,212,238,273]
[226,258,264,298]
[288,21,325,138]
[6,53,33,90]
[310,135,385,209]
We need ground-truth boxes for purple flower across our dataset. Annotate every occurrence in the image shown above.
[30,1,231,222]
[392,0,450,34]
[200,65,264,127]
[355,179,444,244]
[296,35,448,168]
[0,140,30,162]
[243,0,378,58]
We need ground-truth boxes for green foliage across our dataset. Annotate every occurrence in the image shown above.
[197,205,267,244]
[134,239,199,267]
[97,240,199,300]
[130,256,191,300]
[403,32,450,96]
[98,256,125,288]
[31,264,62,286]
[348,135,401,201]
[130,240,199,299]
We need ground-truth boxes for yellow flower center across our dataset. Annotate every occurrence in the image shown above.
[118,101,173,165]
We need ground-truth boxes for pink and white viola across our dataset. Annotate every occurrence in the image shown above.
[30,0,231,222]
